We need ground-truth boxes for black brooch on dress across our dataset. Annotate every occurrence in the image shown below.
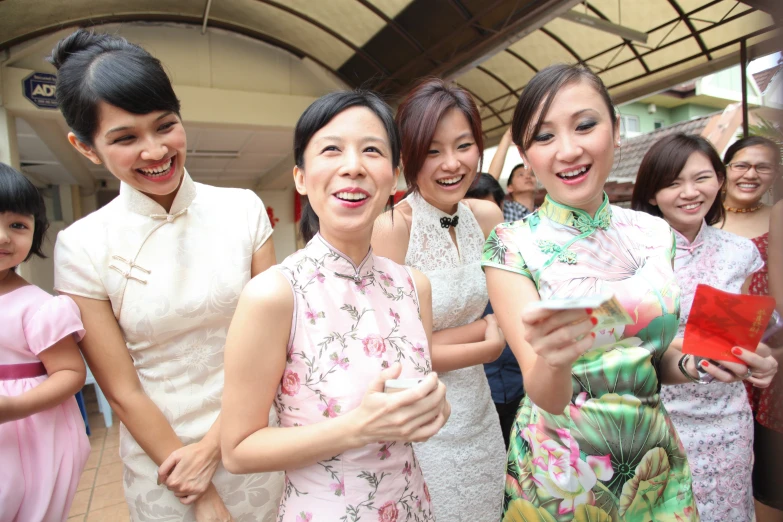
[440,216,459,229]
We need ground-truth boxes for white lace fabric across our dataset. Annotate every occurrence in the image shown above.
[403,192,506,522]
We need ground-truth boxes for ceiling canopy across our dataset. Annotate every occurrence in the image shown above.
[1,0,778,140]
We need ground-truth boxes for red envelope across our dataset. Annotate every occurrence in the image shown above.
[682,284,776,364]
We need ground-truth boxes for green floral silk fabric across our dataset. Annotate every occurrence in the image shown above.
[482,195,698,522]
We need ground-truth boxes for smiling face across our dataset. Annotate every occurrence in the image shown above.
[725,144,780,207]
[294,106,398,242]
[650,151,722,236]
[416,108,480,213]
[0,212,34,276]
[69,102,187,209]
[520,80,619,215]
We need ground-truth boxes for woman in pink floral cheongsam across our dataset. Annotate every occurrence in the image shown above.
[221,91,450,522]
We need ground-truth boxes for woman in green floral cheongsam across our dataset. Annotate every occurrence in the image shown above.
[481,64,767,522]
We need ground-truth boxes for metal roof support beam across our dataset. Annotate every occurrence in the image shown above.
[611,32,779,105]
[201,0,213,35]
[740,38,749,138]
[433,0,583,82]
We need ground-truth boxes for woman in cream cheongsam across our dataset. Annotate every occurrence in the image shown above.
[49,30,282,521]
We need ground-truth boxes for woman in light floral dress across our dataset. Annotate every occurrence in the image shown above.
[632,133,777,521]
[221,90,450,522]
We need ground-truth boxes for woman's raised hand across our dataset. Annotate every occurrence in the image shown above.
[349,363,450,446]
[521,306,596,369]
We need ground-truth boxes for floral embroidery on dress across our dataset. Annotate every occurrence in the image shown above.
[274,234,434,522]
[663,222,761,520]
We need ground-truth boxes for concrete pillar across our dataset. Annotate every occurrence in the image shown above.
[0,107,20,169]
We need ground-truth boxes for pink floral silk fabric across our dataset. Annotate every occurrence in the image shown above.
[274,234,434,522]
[662,222,762,521]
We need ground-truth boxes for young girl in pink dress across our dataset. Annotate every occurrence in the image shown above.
[221,91,450,521]
[0,163,91,521]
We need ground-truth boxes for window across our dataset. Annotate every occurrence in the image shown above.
[620,114,640,137]
[654,120,665,130]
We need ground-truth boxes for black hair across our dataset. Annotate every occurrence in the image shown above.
[465,173,504,208]
[48,29,181,146]
[0,163,49,261]
[506,163,527,190]
[632,133,726,226]
[724,135,781,165]
[512,63,616,150]
[294,90,400,243]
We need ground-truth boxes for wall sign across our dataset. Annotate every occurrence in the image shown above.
[22,72,58,110]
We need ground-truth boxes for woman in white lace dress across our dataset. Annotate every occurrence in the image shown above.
[372,78,507,521]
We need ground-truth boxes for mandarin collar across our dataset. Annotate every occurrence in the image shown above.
[308,233,375,283]
[120,169,197,218]
[537,193,612,234]
[673,219,707,260]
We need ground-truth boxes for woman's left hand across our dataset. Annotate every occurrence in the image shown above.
[699,344,778,388]
[158,440,221,504]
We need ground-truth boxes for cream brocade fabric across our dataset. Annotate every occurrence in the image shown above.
[54,172,283,521]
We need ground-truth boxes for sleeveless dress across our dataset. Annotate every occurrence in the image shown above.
[0,285,91,522]
[745,232,782,431]
[661,222,761,521]
[403,191,507,522]
[54,172,283,521]
[744,232,783,509]
[274,234,434,522]
[482,194,699,522]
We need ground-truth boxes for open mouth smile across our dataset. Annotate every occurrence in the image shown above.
[136,156,176,182]
[556,165,590,184]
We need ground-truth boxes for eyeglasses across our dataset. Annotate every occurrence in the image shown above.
[727,162,777,174]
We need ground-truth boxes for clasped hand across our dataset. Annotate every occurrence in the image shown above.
[352,363,450,446]
[158,439,220,504]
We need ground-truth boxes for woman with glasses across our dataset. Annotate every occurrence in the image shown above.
[718,136,783,522]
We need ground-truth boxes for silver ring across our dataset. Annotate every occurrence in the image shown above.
[743,368,753,380]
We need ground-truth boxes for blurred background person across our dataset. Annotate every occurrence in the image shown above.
[487,128,537,222]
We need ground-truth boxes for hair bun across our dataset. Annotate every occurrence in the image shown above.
[47,29,113,70]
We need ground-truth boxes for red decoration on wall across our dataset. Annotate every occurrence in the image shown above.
[266,206,279,228]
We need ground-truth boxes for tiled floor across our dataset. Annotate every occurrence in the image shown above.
[68,387,129,521]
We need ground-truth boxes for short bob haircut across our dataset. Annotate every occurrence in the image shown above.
[293,90,400,243]
[465,173,505,208]
[0,163,49,261]
[511,63,616,151]
[724,135,781,166]
[48,29,181,146]
[396,78,483,191]
[631,133,726,226]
